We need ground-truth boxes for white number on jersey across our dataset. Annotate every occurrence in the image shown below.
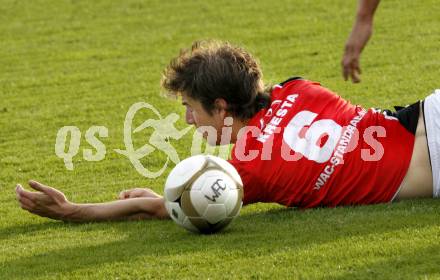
[283,110,342,163]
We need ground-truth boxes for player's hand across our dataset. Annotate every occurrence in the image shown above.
[118,188,161,200]
[342,18,373,83]
[342,43,362,83]
[15,180,73,220]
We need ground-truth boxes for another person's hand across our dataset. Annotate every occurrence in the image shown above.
[118,187,161,200]
[342,21,373,83]
[341,24,372,83]
[342,0,380,83]
[16,180,73,220]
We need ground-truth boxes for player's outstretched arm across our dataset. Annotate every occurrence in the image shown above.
[15,180,170,222]
[342,0,380,83]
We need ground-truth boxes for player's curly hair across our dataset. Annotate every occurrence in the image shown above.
[161,40,271,119]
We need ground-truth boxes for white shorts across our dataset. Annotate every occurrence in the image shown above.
[423,89,440,198]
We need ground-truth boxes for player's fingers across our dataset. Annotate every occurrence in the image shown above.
[20,203,39,215]
[15,184,27,201]
[351,71,360,83]
[121,190,138,198]
[118,190,129,200]
[20,196,35,208]
[15,184,23,198]
[18,195,36,210]
[19,201,32,212]
[28,180,59,198]
[345,59,359,83]
[124,188,148,198]
[16,184,38,201]
[128,189,144,198]
[342,67,349,81]
[28,180,49,192]
[351,65,361,83]
[118,191,125,200]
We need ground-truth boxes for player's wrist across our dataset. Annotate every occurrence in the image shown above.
[62,202,83,222]
[155,198,169,219]
[137,197,169,219]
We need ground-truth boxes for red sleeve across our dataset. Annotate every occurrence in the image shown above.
[228,156,260,205]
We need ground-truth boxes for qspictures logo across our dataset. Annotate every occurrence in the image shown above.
[55,102,193,178]
[55,101,389,179]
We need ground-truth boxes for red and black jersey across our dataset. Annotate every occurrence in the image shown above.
[229,78,415,208]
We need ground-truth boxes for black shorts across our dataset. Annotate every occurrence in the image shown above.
[382,101,420,135]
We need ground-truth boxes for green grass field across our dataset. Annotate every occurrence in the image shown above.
[1,0,440,279]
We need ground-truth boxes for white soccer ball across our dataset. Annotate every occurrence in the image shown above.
[164,155,243,234]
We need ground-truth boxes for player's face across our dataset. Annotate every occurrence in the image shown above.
[181,93,226,145]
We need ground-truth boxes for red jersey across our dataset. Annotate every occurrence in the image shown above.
[229,78,415,208]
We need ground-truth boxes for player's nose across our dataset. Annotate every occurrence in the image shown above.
[185,108,195,125]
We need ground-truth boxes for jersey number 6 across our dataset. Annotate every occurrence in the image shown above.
[283,110,342,163]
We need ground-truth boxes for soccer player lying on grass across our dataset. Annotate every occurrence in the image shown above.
[15,40,439,222]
